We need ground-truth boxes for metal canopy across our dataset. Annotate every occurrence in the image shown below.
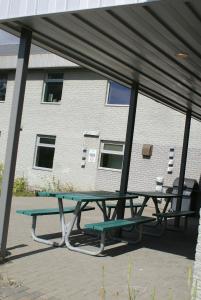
[1,0,201,120]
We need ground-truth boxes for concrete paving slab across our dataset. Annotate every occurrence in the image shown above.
[0,197,198,300]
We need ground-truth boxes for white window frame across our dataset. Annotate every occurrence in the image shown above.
[105,81,130,107]
[33,135,56,171]
[41,71,64,104]
[98,141,125,172]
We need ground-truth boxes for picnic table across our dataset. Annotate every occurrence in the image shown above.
[125,191,195,235]
[127,191,182,216]
[36,191,154,255]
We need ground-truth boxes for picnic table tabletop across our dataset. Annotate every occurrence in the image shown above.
[37,191,139,202]
[127,191,182,198]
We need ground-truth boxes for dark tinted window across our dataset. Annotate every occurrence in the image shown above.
[0,74,7,101]
[36,146,55,169]
[107,81,131,105]
[100,153,123,170]
[43,73,63,103]
[99,142,124,170]
[35,135,56,169]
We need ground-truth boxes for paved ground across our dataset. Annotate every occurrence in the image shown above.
[0,196,199,300]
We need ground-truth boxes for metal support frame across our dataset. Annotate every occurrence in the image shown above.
[175,109,192,226]
[116,83,139,220]
[0,29,32,258]
[64,201,105,256]
[64,200,145,256]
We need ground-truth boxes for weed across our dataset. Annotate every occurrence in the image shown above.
[99,262,195,300]
[100,265,106,300]
[0,162,74,196]
[191,280,197,300]
[43,175,74,193]
[128,259,136,300]
[151,288,157,300]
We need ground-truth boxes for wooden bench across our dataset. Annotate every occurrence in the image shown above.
[152,210,195,235]
[17,206,95,247]
[73,216,156,256]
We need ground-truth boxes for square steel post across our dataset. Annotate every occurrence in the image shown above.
[0,29,32,258]
[175,109,192,226]
[116,83,139,219]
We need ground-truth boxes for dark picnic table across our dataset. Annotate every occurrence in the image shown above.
[126,191,182,216]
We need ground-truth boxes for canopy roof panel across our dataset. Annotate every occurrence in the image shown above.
[0,0,201,120]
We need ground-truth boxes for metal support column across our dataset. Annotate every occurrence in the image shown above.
[175,109,192,226]
[116,83,139,220]
[0,29,32,258]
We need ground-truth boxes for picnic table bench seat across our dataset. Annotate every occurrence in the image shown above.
[153,210,195,218]
[84,216,154,232]
[16,206,95,216]
[17,206,95,247]
[151,210,195,235]
[69,216,155,256]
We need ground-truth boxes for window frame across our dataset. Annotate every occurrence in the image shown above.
[98,140,125,172]
[105,81,130,107]
[33,134,56,171]
[0,73,8,103]
[41,71,64,105]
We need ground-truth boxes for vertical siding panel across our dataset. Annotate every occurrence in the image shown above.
[48,0,56,13]
[88,0,101,9]
[102,0,116,7]
[27,0,38,16]
[67,0,80,10]
[37,0,50,14]
[18,0,29,17]
[79,0,89,9]
[56,0,66,12]
[8,0,19,17]
[0,0,10,19]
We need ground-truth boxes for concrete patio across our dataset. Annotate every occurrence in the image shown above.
[0,196,198,300]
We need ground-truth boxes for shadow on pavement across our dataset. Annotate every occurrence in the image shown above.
[4,217,199,262]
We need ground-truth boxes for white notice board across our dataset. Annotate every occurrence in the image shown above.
[88,149,97,163]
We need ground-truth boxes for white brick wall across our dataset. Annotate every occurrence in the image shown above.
[1,68,201,192]
[13,68,107,190]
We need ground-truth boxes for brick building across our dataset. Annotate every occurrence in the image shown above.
[0,39,201,192]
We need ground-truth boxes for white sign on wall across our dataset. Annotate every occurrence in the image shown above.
[88,149,97,163]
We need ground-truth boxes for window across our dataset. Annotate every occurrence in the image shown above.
[0,74,7,102]
[107,81,131,105]
[99,141,124,170]
[43,72,63,103]
[34,135,56,169]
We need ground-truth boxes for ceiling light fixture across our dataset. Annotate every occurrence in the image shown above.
[176,52,189,59]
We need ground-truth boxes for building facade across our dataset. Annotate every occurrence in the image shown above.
[0,44,201,193]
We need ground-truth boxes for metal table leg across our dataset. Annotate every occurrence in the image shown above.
[64,201,105,256]
[31,198,66,247]
[137,196,150,216]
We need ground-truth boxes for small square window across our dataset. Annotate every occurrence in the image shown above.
[99,141,124,170]
[34,135,56,169]
[43,72,63,103]
[0,74,7,102]
[107,81,131,105]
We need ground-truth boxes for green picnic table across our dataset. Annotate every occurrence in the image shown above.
[35,191,154,255]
